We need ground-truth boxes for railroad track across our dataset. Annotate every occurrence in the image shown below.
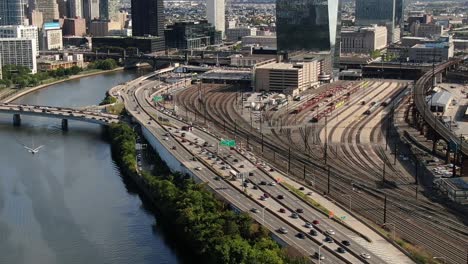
[175,83,468,264]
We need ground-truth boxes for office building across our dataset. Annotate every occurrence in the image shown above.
[100,0,119,21]
[0,0,28,26]
[89,20,121,36]
[28,9,44,29]
[226,27,256,42]
[355,0,403,44]
[408,38,454,63]
[408,14,433,26]
[40,22,63,50]
[68,0,83,18]
[0,38,37,73]
[83,0,100,21]
[454,39,468,51]
[242,36,276,49]
[341,25,387,54]
[410,22,443,38]
[131,0,164,37]
[92,36,165,53]
[0,25,39,53]
[62,18,86,36]
[35,0,59,22]
[165,21,221,50]
[276,0,341,68]
[255,58,324,95]
[206,0,225,38]
[57,0,67,18]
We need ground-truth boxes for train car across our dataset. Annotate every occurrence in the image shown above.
[364,102,380,115]
[381,98,392,107]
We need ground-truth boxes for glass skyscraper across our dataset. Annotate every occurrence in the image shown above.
[356,0,403,26]
[0,0,27,25]
[131,0,164,37]
[276,0,341,67]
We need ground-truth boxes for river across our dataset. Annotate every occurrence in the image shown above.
[0,71,183,264]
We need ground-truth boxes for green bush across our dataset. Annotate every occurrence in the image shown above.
[107,123,310,264]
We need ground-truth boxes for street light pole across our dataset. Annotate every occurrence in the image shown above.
[318,244,324,264]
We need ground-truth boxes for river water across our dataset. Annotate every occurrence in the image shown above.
[0,71,182,264]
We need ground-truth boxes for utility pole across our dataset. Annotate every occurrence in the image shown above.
[261,134,264,153]
[324,116,328,164]
[303,164,306,180]
[382,162,386,184]
[383,194,387,223]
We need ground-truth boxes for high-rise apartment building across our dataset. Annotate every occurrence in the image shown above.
[0,0,28,26]
[83,0,100,21]
[206,0,225,38]
[355,0,403,43]
[0,38,37,73]
[0,25,39,53]
[68,0,83,18]
[276,0,341,67]
[35,0,59,22]
[131,0,164,37]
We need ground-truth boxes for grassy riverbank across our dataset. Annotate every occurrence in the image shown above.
[107,123,311,264]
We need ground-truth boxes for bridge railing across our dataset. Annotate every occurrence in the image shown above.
[413,59,467,155]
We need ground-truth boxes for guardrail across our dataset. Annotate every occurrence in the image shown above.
[413,59,467,155]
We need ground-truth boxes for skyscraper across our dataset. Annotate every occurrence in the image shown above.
[206,0,225,38]
[83,0,100,21]
[0,0,27,26]
[35,0,59,22]
[68,0,83,18]
[100,0,119,21]
[276,0,341,66]
[131,0,164,37]
[355,0,403,43]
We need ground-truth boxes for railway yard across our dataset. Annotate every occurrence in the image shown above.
[168,80,468,264]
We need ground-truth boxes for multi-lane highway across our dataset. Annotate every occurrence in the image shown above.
[112,72,416,264]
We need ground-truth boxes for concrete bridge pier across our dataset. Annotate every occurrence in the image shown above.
[13,114,21,126]
[61,119,69,131]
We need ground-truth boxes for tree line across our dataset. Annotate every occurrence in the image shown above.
[0,59,118,89]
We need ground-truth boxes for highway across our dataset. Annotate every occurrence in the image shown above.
[118,75,396,264]
[116,75,363,264]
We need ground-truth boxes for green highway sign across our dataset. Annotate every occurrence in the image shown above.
[340,216,347,220]
[153,96,163,102]
[220,139,236,147]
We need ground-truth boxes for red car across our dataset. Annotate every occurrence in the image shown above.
[279,208,286,213]
[312,220,320,225]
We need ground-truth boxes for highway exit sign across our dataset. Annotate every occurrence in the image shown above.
[220,139,236,147]
[153,96,163,102]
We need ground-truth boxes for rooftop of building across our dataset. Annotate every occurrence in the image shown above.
[412,42,449,49]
